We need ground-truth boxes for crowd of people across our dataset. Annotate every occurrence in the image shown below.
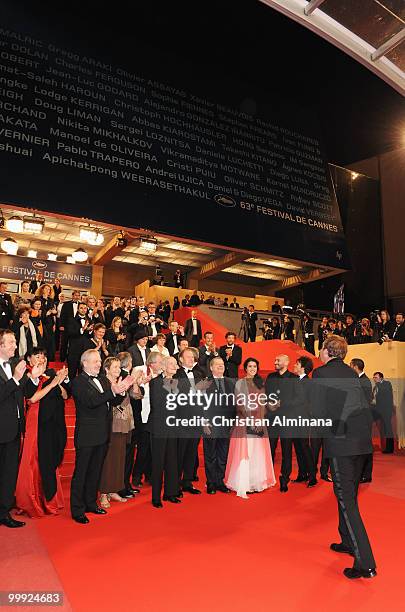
[0,279,402,580]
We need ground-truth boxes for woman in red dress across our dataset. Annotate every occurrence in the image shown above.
[15,348,68,518]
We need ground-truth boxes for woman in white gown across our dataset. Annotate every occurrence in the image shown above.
[225,358,276,498]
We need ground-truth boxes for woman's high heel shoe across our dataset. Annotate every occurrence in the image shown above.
[100,494,110,508]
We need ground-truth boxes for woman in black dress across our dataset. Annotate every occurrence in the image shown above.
[37,284,57,361]
[105,316,127,356]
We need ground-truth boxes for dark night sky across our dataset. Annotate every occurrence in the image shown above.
[10,0,405,164]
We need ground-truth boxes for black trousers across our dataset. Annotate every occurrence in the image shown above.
[178,437,200,488]
[67,354,81,381]
[60,330,68,362]
[122,399,141,489]
[361,453,373,480]
[189,334,200,348]
[70,443,107,517]
[304,336,315,354]
[248,327,256,342]
[330,455,376,570]
[151,435,178,501]
[132,426,151,484]
[310,437,329,477]
[270,436,292,481]
[293,437,316,479]
[203,436,230,487]
[375,410,394,452]
[0,435,20,520]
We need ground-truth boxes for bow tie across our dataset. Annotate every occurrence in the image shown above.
[89,375,99,381]
[1,361,10,367]
[185,369,194,374]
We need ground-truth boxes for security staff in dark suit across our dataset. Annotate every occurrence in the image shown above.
[0,329,43,528]
[174,348,205,494]
[312,335,376,579]
[70,348,133,523]
[0,282,14,330]
[350,359,373,483]
[66,302,92,381]
[200,358,235,494]
[292,356,317,487]
[219,332,242,380]
[165,321,183,357]
[372,372,394,453]
[184,310,202,347]
[265,354,303,492]
[59,290,81,362]
[247,305,258,342]
[302,314,315,354]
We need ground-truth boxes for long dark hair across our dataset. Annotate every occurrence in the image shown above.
[243,357,263,388]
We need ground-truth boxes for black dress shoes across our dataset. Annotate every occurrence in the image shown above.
[73,514,89,524]
[86,506,107,515]
[119,489,135,498]
[216,484,230,493]
[182,486,201,495]
[330,543,354,556]
[175,491,184,498]
[0,514,26,528]
[292,474,308,483]
[343,567,377,579]
[307,478,318,488]
[279,477,288,493]
[360,477,372,484]
[207,485,216,494]
[163,496,181,503]
[152,500,163,508]
[321,474,333,482]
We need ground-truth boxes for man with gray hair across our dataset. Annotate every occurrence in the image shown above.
[70,349,134,524]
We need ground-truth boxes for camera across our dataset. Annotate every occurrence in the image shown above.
[369,309,380,325]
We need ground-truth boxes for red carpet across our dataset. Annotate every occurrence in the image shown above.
[27,450,404,612]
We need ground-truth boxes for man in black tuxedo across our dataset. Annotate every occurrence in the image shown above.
[70,348,133,523]
[343,315,356,345]
[174,348,205,494]
[59,290,81,362]
[219,332,242,379]
[145,302,167,345]
[67,302,92,381]
[247,305,257,342]
[265,354,303,492]
[292,356,317,487]
[198,331,219,375]
[229,298,239,308]
[128,330,150,367]
[350,359,373,483]
[317,316,330,353]
[271,301,282,314]
[173,269,183,288]
[302,314,315,354]
[188,291,201,307]
[312,335,376,579]
[0,329,43,528]
[28,272,44,294]
[184,309,202,348]
[390,312,405,341]
[165,320,184,357]
[200,357,234,494]
[372,372,394,453]
[0,282,14,330]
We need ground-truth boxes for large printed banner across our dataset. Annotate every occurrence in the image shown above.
[0,4,349,269]
[0,254,92,289]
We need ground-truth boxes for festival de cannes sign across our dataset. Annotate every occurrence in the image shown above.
[0,254,92,289]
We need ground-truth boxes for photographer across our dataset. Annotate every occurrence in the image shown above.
[354,318,373,344]
[261,320,273,341]
[302,313,315,353]
[372,310,393,343]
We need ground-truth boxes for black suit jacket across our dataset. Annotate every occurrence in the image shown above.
[0,358,37,443]
[128,343,150,367]
[60,300,78,328]
[311,358,373,458]
[375,380,394,416]
[202,376,236,436]
[165,332,182,356]
[71,371,122,448]
[390,322,405,342]
[218,344,242,379]
[198,345,219,375]
[0,292,14,328]
[359,373,373,406]
[248,312,257,331]
[67,316,91,359]
[184,318,202,344]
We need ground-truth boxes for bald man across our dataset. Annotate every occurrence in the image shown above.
[265,354,305,492]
